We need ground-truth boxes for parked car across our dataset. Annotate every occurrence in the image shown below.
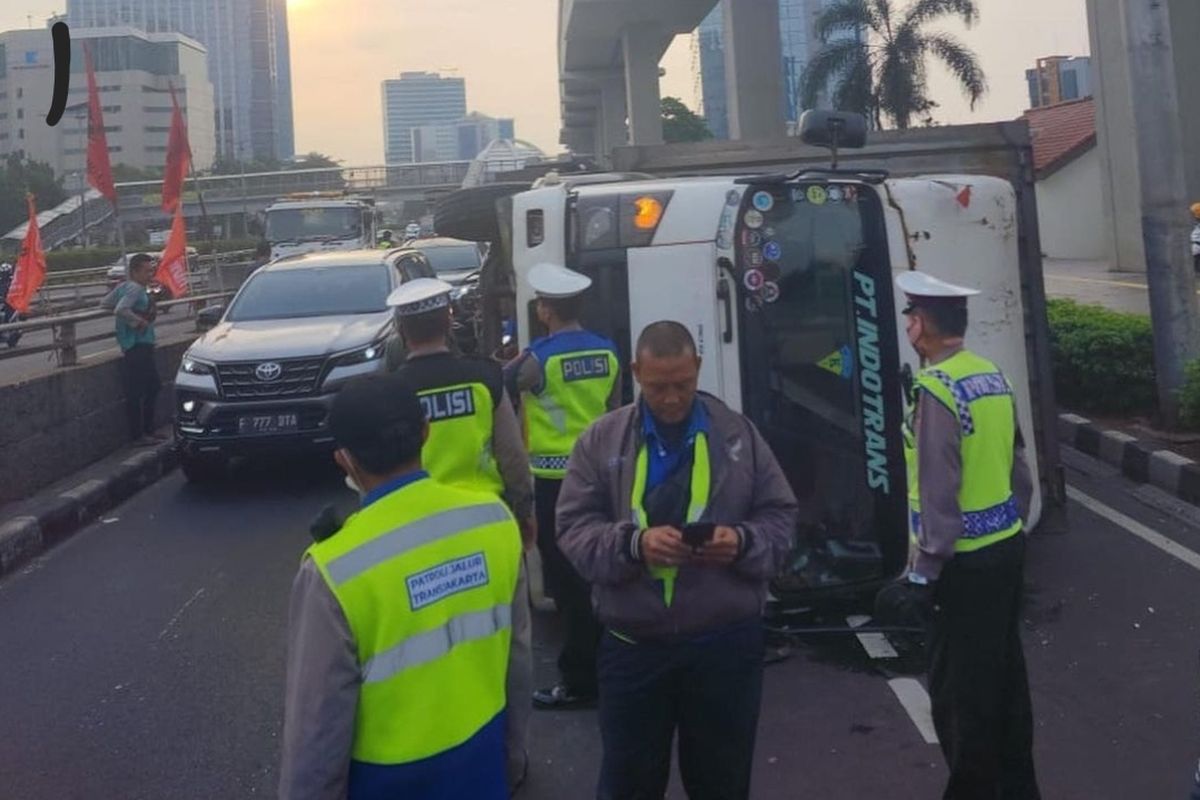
[173,250,405,482]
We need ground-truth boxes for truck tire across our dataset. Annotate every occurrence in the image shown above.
[434,183,528,243]
[181,451,226,484]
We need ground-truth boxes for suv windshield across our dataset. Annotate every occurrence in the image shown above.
[265,207,362,243]
[423,245,480,273]
[227,265,390,321]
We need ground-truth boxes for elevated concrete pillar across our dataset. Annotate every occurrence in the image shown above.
[722,0,785,140]
[597,72,629,164]
[622,26,663,146]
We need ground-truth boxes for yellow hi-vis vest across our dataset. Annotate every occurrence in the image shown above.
[630,432,712,606]
[417,382,505,497]
[306,478,521,765]
[903,350,1023,554]
[524,335,620,478]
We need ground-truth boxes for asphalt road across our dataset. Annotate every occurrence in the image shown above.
[0,313,198,385]
[1,447,1199,799]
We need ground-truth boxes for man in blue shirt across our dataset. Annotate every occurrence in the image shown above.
[106,253,163,446]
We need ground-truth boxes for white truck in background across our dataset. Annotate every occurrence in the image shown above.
[262,193,377,261]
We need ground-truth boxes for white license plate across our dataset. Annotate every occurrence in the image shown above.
[238,413,299,435]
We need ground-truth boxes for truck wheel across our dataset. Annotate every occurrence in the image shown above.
[181,451,226,483]
[434,183,528,243]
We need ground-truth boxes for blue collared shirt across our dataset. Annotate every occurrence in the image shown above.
[641,398,709,493]
[361,470,429,508]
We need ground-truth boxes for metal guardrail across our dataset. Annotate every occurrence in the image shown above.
[29,257,256,316]
[0,290,235,367]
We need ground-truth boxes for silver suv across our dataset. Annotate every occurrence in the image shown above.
[174,250,409,481]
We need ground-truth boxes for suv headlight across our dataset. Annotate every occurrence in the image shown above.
[332,341,386,367]
[180,356,215,375]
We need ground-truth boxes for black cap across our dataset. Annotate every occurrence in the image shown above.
[328,373,424,453]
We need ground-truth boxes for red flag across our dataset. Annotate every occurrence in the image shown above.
[6,196,47,314]
[84,44,116,205]
[160,84,191,214]
[155,206,191,298]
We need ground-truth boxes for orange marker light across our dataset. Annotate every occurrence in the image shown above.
[632,196,664,230]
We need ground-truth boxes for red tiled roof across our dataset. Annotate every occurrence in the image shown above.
[1022,97,1096,177]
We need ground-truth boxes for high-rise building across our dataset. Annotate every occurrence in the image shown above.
[698,0,855,138]
[1026,56,1093,109]
[381,72,467,164]
[65,0,294,163]
[0,26,216,176]
[411,113,516,163]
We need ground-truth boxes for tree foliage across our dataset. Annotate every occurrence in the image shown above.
[0,154,67,234]
[662,97,713,144]
[800,0,986,130]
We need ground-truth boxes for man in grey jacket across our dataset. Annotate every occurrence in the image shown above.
[556,320,798,800]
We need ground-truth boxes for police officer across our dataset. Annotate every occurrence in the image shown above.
[376,229,395,250]
[894,270,1041,799]
[279,373,521,800]
[386,277,536,793]
[506,263,621,710]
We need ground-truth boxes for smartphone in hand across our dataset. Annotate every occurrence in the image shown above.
[681,522,715,549]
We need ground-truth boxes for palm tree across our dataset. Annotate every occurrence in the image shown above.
[800,0,987,130]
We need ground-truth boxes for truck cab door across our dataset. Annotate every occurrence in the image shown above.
[626,242,727,400]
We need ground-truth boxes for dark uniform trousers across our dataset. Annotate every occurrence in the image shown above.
[536,476,602,695]
[929,534,1041,800]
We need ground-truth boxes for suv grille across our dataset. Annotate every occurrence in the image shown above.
[216,357,326,400]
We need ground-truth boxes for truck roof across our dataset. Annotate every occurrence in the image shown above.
[264,198,370,210]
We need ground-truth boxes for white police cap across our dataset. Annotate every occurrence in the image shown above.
[528,262,592,298]
[386,277,454,316]
[895,270,979,299]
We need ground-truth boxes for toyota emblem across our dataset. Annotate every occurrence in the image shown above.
[255,362,283,382]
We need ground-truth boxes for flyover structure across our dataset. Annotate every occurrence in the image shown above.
[558,0,787,160]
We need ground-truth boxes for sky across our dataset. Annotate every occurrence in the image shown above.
[1,0,1092,165]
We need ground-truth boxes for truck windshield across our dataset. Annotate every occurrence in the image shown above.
[265,207,362,243]
[736,182,906,594]
[227,265,390,321]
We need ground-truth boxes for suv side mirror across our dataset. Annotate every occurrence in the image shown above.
[196,305,225,331]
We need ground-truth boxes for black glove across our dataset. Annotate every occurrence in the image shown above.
[309,504,345,543]
[874,578,936,628]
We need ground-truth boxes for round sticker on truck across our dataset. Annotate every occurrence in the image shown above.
[743,209,764,229]
[743,268,765,291]
[806,185,828,206]
[752,191,775,212]
[762,281,781,303]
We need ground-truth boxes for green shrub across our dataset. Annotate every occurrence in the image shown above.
[1046,298,1156,415]
[45,238,260,272]
[1179,360,1200,429]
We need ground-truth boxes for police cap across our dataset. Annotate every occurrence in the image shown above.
[386,277,454,316]
[528,262,592,298]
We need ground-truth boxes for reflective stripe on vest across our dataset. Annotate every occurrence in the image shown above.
[418,381,504,497]
[629,431,711,607]
[525,347,619,478]
[903,350,1022,554]
[307,481,521,766]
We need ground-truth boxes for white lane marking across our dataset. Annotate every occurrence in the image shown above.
[846,614,898,659]
[157,587,206,641]
[1067,486,1200,573]
[888,677,939,744]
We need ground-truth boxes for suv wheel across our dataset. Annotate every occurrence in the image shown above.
[181,451,226,483]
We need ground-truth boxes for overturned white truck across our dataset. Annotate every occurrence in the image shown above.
[435,112,1063,604]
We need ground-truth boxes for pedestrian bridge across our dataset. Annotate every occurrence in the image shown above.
[112,161,475,224]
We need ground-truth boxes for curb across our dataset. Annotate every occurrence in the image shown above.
[0,441,178,580]
[1057,413,1200,504]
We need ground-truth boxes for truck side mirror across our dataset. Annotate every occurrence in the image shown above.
[799,110,868,169]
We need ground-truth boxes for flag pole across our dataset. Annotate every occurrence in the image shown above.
[171,81,220,294]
